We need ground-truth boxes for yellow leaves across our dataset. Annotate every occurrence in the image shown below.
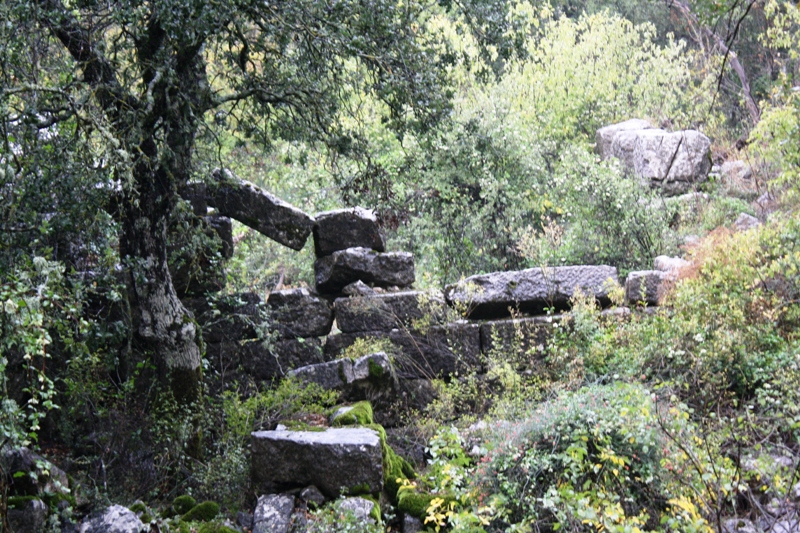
[424,497,457,532]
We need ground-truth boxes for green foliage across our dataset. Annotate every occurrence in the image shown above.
[305,498,385,533]
[180,501,219,522]
[196,523,238,533]
[471,384,716,532]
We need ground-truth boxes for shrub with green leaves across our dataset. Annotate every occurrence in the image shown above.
[471,384,713,532]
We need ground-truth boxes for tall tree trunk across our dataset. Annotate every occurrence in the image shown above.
[120,163,202,407]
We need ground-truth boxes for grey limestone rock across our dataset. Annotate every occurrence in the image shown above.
[208,168,315,251]
[338,497,377,523]
[403,514,424,533]
[734,212,761,232]
[335,290,446,333]
[342,280,377,296]
[251,427,384,498]
[625,270,672,306]
[253,494,295,533]
[622,129,712,195]
[314,247,415,294]
[300,486,327,508]
[3,447,69,497]
[595,119,654,160]
[654,255,690,272]
[289,352,393,391]
[445,265,619,319]
[314,207,386,257]
[78,505,145,533]
[267,288,334,338]
[8,498,47,533]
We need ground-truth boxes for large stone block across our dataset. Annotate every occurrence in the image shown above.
[335,291,447,333]
[267,288,334,338]
[251,427,384,498]
[314,247,415,294]
[479,317,555,356]
[208,169,315,250]
[290,352,393,391]
[186,292,264,344]
[595,119,654,160]
[445,265,619,319]
[325,322,481,379]
[241,337,325,383]
[612,129,712,196]
[313,207,386,257]
[625,270,671,306]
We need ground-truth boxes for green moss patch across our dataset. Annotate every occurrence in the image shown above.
[181,500,219,522]
[397,491,456,519]
[330,401,374,426]
[197,522,239,533]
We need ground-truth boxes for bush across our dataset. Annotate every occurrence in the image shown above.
[471,383,713,532]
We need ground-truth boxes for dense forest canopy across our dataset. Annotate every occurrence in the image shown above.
[2,0,800,531]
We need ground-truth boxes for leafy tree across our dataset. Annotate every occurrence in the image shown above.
[1,0,452,404]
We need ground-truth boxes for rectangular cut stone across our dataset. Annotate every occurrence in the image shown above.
[445,265,619,319]
[251,427,383,498]
[480,317,554,356]
[267,288,334,338]
[314,247,414,294]
[208,169,315,250]
[334,291,447,333]
[184,293,264,344]
[313,207,386,257]
[324,322,481,379]
[625,270,671,306]
[241,337,325,383]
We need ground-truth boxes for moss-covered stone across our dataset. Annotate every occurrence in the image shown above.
[173,495,197,516]
[197,522,239,533]
[7,495,38,510]
[181,501,220,522]
[129,502,147,514]
[397,491,456,519]
[366,423,415,504]
[331,401,374,426]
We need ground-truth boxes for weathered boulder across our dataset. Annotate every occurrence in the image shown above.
[654,255,690,273]
[335,291,447,333]
[734,212,761,232]
[325,322,481,379]
[3,447,69,497]
[267,288,334,338]
[445,265,619,319]
[78,505,145,533]
[206,169,316,251]
[479,316,555,356]
[625,270,671,306]
[403,514,424,533]
[251,427,384,498]
[343,280,377,296]
[315,247,415,294]
[253,494,295,533]
[8,498,47,533]
[314,207,386,257]
[338,497,377,522]
[612,129,711,195]
[241,337,325,383]
[595,118,654,160]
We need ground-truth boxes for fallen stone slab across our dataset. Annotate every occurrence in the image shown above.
[314,207,386,257]
[595,118,654,160]
[335,291,447,333]
[325,322,481,379]
[315,247,415,294]
[479,317,555,356]
[206,169,315,251]
[253,494,295,533]
[267,288,334,338]
[251,427,384,498]
[445,265,619,319]
[625,270,671,306]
